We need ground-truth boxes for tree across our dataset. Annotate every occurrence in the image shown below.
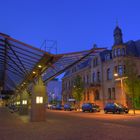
[72,75,84,111]
[124,59,140,114]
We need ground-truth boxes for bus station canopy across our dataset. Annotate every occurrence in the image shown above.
[0,32,105,94]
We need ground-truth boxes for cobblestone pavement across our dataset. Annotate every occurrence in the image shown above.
[0,107,140,140]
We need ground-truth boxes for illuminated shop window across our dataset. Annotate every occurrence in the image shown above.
[36,96,43,104]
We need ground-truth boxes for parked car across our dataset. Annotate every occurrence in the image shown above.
[64,104,76,111]
[9,104,19,113]
[55,104,63,110]
[46,104,52,109]
[82,103,100,112]
[104,103,129,114]
[50,104,56,110]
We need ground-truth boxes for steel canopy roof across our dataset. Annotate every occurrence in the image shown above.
[0,32,106,93]
[0,33,54,91]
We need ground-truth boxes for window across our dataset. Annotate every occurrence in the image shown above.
[114,49,117,57]
[108,88,111,99]
[97,71,100,82]
[117,48,121,56]
[105,54,110,61]
[122,48,126,56]
[93,57,98,67]
[87,91,90,100]
[123,65,126,74]
[118,65,123,76]
[112,87,116,100]
[83,92,86,101]
[36,96,43,104]
[92,72,95,82]
[107,68,112,80]
[95,90,100,100]
[72,67,76,73]
[87,75,89,84]
[22,100,27,105]
[114,66,118,74]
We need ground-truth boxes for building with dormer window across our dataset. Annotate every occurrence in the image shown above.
[62,26,140,108]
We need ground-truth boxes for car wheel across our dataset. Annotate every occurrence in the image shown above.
[90,110,93,113]
[104,110,108,114]
[125,111,128,114]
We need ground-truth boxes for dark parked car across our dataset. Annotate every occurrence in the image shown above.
[104,103,129,114]
[55,104,63,110]
[64,104,76,111]
[82,103,100,112]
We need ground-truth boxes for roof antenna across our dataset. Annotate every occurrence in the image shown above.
[116,18,119,27]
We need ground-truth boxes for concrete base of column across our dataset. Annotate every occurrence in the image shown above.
[30,104,46,122]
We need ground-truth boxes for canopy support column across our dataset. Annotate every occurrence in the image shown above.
[30,77,46,122]
[19,91,29,115]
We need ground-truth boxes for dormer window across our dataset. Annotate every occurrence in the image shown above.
[117,48,121,56]
[105,54,110,61]
[122,48,126,56]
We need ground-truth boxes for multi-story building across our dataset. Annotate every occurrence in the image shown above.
[62,26,140,108]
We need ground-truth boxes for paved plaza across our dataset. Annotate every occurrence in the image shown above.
[0,107,140,140]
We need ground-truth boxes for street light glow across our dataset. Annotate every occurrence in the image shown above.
[114,73,118,77]
[38,65,42,68]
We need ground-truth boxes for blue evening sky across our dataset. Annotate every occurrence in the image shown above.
[1,0,140,54]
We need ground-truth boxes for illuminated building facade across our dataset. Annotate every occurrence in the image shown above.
[62,26,140,108]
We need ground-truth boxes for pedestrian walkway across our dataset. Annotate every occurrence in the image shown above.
[0,107,140,140]
[129,110,140,115]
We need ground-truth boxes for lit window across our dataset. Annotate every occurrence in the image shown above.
[36,96,43,104]
[22,100,27,105]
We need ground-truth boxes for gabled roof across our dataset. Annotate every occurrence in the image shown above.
[125,40,140,57]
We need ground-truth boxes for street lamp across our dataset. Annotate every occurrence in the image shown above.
[114,73,128,105]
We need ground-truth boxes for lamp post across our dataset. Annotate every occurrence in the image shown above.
[114,73,128,105]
